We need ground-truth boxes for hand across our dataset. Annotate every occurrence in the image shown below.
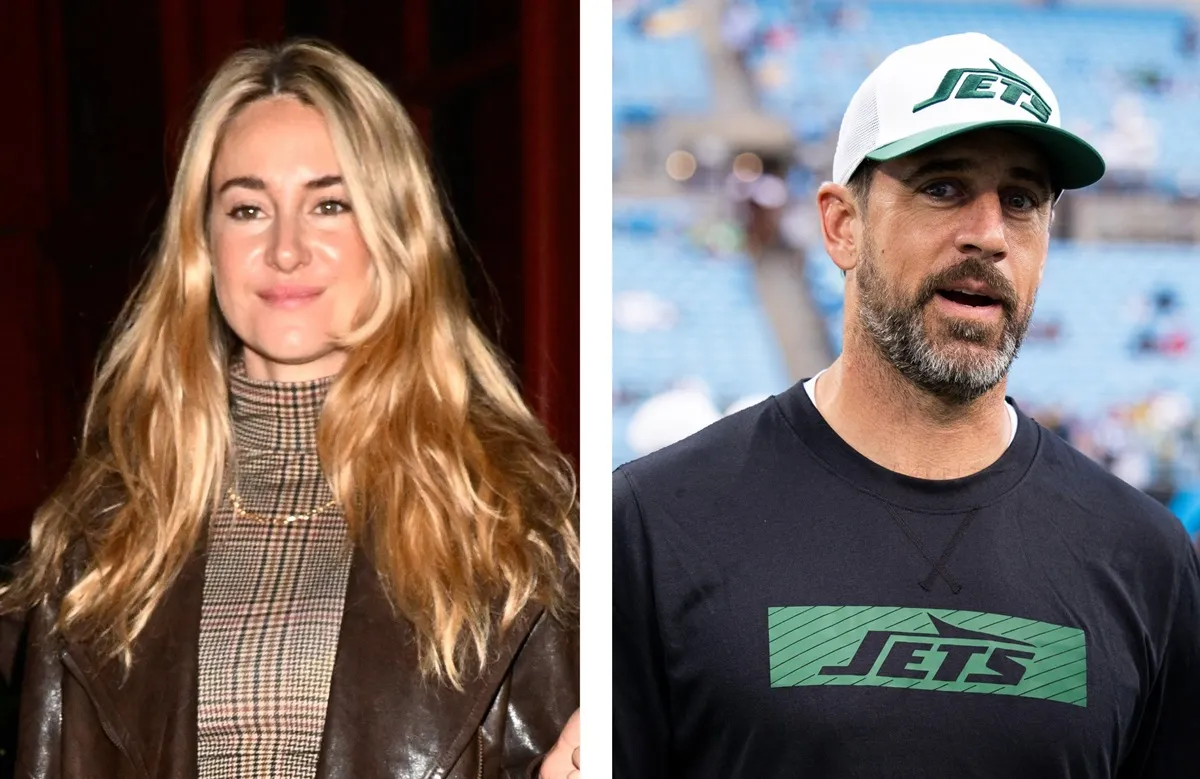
[539,708,581,779]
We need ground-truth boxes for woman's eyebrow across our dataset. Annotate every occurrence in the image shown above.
[306,175,343,189]
[215,174,343,195]
[217,175,265,195]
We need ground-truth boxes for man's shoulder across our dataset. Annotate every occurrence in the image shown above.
[1034,423,1189,555]
[615,394,784,503]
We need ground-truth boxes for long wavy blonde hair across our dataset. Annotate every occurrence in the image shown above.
[0,39,578,687]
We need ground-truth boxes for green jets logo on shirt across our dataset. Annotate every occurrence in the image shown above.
[912,58,1053,123]
[768,606,1086,707]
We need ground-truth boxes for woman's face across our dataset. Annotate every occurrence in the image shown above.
[209,96,373,382]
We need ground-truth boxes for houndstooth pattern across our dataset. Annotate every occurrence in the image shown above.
[197,362,352,778]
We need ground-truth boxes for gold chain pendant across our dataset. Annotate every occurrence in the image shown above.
[227,488,339,525]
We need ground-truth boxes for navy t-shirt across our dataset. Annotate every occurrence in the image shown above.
[613,380,1200,778]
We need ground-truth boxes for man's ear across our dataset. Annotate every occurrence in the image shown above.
[817,182,860,273]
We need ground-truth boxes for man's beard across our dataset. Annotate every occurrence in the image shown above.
[855,237,1034,404]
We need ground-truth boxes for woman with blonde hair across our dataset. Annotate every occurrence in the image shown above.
[0,39,580,778]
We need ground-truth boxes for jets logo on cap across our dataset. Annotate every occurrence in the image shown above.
[913,58,1052,123]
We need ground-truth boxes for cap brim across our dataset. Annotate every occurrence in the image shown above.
[865,120,1106,190]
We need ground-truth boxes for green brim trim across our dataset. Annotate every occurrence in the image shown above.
[866,120,1106,190]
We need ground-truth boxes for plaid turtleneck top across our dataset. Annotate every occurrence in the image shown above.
[197,362,352,778]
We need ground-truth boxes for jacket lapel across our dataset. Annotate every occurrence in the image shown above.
[61,547,204,779]
[315,547,540,779]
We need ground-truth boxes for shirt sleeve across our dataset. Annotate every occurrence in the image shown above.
[613,468,673,778]
[1118,537,1200,777]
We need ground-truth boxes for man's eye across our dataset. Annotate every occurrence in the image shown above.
[316,199,351,215]
[923,182,959,198]
[228,205,262,220]
[1006,192,1037,210]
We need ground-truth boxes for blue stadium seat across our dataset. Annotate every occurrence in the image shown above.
[613,199,791,467]
[613,16,713,120]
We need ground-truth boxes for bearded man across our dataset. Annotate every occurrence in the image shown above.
[614,32,1200,778]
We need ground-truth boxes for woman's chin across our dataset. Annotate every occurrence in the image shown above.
[241,344,347,381]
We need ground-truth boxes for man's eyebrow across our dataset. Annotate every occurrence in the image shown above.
[215,174,344,195]
[899,159,1053,196]
[899,158,971,186]
[1009,166,1053,197]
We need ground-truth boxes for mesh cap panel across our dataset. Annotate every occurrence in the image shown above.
[832,76,880,185]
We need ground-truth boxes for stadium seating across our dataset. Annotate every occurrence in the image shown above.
[613,199,791,466]
[613,8,713,122]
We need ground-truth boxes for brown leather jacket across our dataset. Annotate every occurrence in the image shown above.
[0,542,579,778]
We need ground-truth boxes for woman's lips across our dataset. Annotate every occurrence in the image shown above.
[258,285,324,308]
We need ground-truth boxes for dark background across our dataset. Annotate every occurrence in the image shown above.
[0,0,580,554]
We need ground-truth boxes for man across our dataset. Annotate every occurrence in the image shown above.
[614,32,1200,777]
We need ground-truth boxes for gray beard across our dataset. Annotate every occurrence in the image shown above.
[855,245,1033,404]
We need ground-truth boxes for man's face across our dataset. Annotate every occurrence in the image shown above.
[851,129,1053,403]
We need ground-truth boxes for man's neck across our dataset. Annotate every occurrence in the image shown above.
[812,350,1013,481]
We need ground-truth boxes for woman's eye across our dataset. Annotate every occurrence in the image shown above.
[316,199,351,215]
[228,205,262,220]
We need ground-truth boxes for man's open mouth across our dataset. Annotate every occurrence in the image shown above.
[935,287,1001,308]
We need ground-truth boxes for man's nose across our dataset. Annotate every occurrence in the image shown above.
[954,192,1008,262]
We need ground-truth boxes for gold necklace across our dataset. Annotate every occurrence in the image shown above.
[226,487,339,525]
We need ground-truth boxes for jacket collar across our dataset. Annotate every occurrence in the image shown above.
[63,542,541,778]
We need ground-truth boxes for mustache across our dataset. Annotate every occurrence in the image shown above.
[915,257,1019,313]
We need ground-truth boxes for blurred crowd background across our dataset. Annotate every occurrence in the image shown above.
[612,0,1200,539]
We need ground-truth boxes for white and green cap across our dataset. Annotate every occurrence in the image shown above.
[832,32,1105,190]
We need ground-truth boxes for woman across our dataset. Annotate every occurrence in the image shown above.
[0,39,580,778]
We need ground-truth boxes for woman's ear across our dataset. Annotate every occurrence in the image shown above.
[816,182,861,274]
